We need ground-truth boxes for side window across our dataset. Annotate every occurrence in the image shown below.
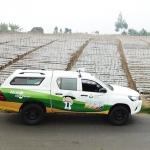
[82,79,102,92]
[10,77,44,85]
[57,78,77,91]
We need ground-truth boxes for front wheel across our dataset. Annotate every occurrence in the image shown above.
[20,104,45,125]
[109,106,129,126]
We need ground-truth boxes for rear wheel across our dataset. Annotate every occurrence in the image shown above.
[20,104,45,125]
[109,106,129,125]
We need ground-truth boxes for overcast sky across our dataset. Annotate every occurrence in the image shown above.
[1,0,150,34]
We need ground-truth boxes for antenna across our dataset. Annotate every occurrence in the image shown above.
[78,70,82,78]
[76,68,85,78]
[77,68,85,72]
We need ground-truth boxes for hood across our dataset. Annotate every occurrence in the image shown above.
[110,84,139,96]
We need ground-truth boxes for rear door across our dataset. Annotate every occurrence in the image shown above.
[51,76,80,112]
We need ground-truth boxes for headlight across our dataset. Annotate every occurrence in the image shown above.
[128,96,140,101]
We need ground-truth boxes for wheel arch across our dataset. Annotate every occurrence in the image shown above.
[109,103,131,115]
[19,100,46,113]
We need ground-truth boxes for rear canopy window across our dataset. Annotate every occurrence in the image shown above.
[10,77,45,85]
[57,78,77,91]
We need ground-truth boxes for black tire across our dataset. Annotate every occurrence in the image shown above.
[109,106,129,126]
[20,104,45,125]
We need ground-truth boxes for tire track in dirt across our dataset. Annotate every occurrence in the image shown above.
[116,38,137,91]
[0,39,58,71]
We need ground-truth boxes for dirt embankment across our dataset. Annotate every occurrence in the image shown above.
[116,38,150,107]
[66,38,93,70]
[116,38,137,91]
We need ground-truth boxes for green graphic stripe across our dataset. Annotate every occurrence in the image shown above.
[0,88,113,112]
[1,88,50,107]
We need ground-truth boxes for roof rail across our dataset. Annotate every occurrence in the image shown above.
[19,72,45,75]
[22,68,46,71]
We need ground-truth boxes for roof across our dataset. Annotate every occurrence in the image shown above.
[11,69,95,79]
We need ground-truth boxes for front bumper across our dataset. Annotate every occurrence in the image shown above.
[131,100,142,115]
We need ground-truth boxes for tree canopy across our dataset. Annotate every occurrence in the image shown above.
[115,12,128,34]
[54,26,58,33]
[9,23,22,31]
[0,23,8,31]
[128,28,150,36]
[64,28,72,33]
[115,13,150,36]
[0,23,22,32]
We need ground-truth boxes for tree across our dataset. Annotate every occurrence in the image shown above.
[64,28,72,33]
[128,28,150,36]
[0,23,23,32]
[65,28,69,33]
[122,31,127,35]
[60,28,62,33]
[95,31,99,34]
[54,26,58,33]
[122,21,128,31]
[147,32,150,36]
[68,29,72,33]
[128,29,139,36]
[115,12,128,34]
[139,28,148,36]
[0,23,8,31]
[9,23,22,32]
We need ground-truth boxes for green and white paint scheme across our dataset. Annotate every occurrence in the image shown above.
[0,69,142,125]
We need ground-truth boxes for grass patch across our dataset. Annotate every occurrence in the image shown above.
[140,105,150,114]
[0,109,5,113]
[0,109,12,113]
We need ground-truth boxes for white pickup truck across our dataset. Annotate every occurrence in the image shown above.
[0,69,142,125]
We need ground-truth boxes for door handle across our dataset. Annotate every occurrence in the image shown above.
[55,93,63,95]
[81,95,88,97]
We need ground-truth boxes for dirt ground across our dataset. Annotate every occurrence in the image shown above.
[140,94,150,107]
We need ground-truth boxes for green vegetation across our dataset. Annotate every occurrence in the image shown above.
[54,26,58,33]
[53,26,72,33]
[115,13,150,36]
[9,23,22,32]
[140,105,150,114]
[128,28,150,36]
[0,109,5,113]
[0,23,22,32]
[0,23,9,31]
[65,28,72,33]
[95,31,99,34]
[115,12,128,34]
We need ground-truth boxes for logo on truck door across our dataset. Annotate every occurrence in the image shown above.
[10,90,30,99]
[62,92,76,110]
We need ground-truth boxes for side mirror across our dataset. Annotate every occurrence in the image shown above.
[99,88,107,93]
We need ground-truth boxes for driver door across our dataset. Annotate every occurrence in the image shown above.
[78,79,109,112]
